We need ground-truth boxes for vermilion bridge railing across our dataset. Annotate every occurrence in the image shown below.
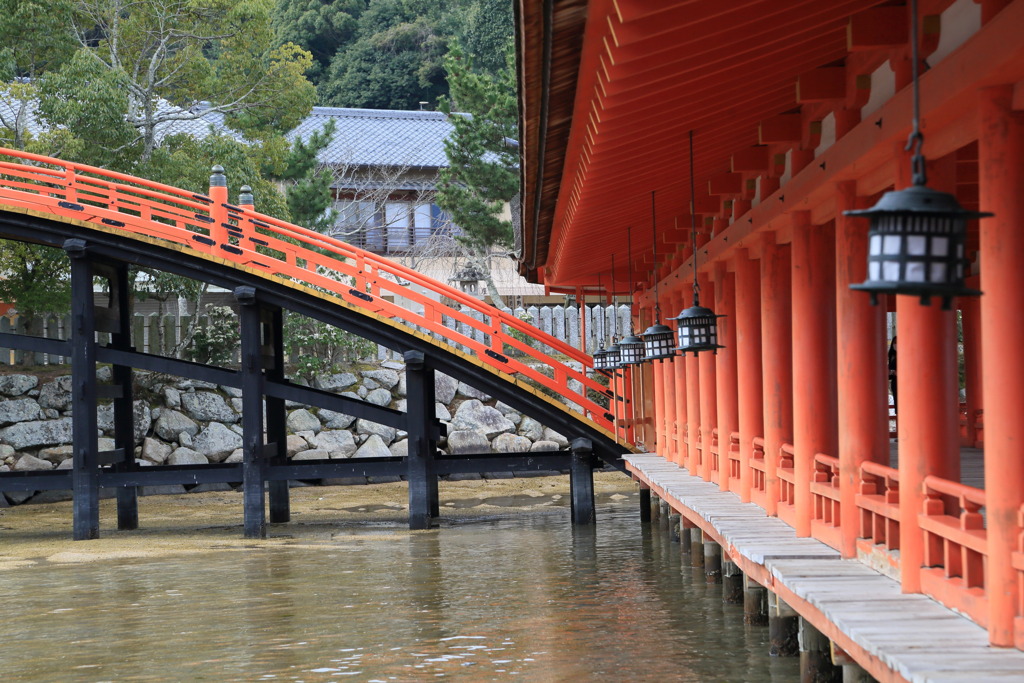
[0,148,615,434]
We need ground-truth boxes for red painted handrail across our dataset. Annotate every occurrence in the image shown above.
[0,147,619,436]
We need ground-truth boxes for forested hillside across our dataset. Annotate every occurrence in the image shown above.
[272,0,513,110]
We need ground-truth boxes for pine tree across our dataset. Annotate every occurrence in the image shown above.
[436,40,518,309]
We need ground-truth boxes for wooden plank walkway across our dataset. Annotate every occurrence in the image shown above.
[623,453,1024,683]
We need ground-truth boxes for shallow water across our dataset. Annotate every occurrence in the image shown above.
[0,503,799,681]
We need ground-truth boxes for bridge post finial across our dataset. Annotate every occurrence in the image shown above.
[208,165,229,249]
[239,184,254,209]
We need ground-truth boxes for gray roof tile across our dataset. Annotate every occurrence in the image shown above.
[286,107,452,169]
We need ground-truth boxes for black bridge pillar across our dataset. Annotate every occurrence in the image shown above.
[237,287,267,538]
[66,239,100,540]
[569,437,596,526]
[102,261,139,530]
[638,484,652,523]
[264,307,289,524]
[404,350,438,530]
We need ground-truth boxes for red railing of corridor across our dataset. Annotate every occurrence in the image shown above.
[919,475,988,628]
[0,147,616,435]
[810,452,841,551]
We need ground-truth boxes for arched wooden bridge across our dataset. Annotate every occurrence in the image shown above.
[0,148,634,539]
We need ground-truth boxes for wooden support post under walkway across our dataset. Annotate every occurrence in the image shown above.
[569,437,595,526]
[266,307,290,525]
[237,286,267,539]
[405,350,439,530]
[67,239,100,541]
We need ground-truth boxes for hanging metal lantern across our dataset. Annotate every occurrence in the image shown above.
[618,332,646,365]
[592,343,610,372]
[672,303,723,356]
[604,340,622,369]
[673,130,725,356]
[641,321,676,360]
[847,0,988,310]
[847,182,986,309]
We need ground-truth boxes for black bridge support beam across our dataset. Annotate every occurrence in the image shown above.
[405,350,439,529]
[104,261,139,530]
[67,239,100,540]
[638,484,652,523]
[237,286,267,538]
[265,307,289,524]
[569,437,596,526]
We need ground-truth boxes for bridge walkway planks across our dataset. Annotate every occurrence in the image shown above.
[623,453,1024,683]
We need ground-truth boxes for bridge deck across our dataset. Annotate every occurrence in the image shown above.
[624,453,1024,683]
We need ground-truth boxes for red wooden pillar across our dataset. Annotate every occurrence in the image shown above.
[714,262,739,490]
[652,298,668,457]
[835,181,889,558]
[760,234,792,516]
[979,85,1024,646]
[735,249,763,503]
[673,289,688,466]
[895,146,962,594]
[699,274,718,482]
[685,285,702,473]
[791,212,837,537]
[960,295,982,448]
[660,293,677,460]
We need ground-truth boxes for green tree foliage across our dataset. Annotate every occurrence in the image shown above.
[436,41,518,254]
[275,119,338,232]
[57,0,316,162]
[455,0,513,76]
[271,0,365,84]
[0,243,71,332]
[319,0,449,110]
[284,310,375,385]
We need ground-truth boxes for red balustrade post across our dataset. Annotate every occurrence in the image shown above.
[652,294,669,458]
[735,249,763,503]
[979,85,1024,646]
[791,212,837,537]
[714,261,738,490]
[835,181,889,558]
[760,234,792,516]
[685,284,702,472]
[208,165,229,248]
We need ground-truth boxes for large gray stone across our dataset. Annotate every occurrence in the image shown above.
[0,398,43,425]
[37,376,73,411]
[192,422,243,463]
[456,382,491,401]
[312,430,357,459]
[181,391,238,423]
[317,372,357,392]
[365,388,392,406]
[361,369,400,389]
[0,374,37,397]
[167,447,208,466]
[286,408,321,434]
[318,409,355,430]
[491,433,532,453]
[355,419,396,444]
[292,448,330,460]
[14,453,51,471]
[451,400,515,440]
[353,434,391,459]
[388,440,409,457]
[447,429,490,454]
[153,410,199,441]
[518,416,544,442]
[140,437,173,464]
[162,386,181,408]
[0,418,73,449]
[435,403,452,421]
[435,373,458,404]
[132,402,153,444]
[37,445,73,464]
[530,440,560,452]
[285,434,308,457]
[542,428,569,448]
